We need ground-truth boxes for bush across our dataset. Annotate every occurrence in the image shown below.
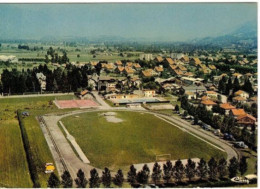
[17,110,40,187]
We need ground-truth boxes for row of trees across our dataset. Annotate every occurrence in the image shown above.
[47,156,248,188]
[218,76,254,96]
[45,47,70,64]
[0,64,94,94]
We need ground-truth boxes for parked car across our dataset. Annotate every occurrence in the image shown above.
[231,177,249,184]
[202,124,211,131]
[234,141,248,149]
[22,111,29,116]
[224,133,235,141]
[214,129,221,136]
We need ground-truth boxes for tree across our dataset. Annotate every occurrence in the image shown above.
[136,164,150,185]
[225,77,233,95]
[127,165,137,186]
[218,158,228,179]
[208,157,218,180]
[101,167,111,188]
[228,157,239,178]
[174,104,179,112]
[151,162,162,185]
[197,158,208,180]
[185,158,196,182]
[74,169,87,188]
[113,169,124,187]
[61,170,73,188]
[163,160,173,184]
[233,77,240,93]
[89,168,100,188]
[218,77,226,94]
[239,156,248,176]
[173,159,185,182]
[243,79,254,96]
[48,173,60,188]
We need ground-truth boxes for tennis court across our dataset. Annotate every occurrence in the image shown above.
[54,99,99,109]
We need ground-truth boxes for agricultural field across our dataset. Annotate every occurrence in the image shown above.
[61,111,226,172]
[0,95,75,187]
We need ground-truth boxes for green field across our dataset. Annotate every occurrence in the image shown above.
[61,111,226,172]
[0,95,75,187]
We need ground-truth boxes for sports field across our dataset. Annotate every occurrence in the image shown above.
[61,111,226,172]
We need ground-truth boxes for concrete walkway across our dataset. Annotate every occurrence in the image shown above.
[59,121,90,164]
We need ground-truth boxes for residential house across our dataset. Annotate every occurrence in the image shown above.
[170,69,183,77]
[36,72,46,91]
[124,67,134,76]
[208,65,216,70]
[140,53,153,61]
[170,53,184,60]
[205,91,218,100]
[182,85,206,94]
[142,69,157,77]
[155,56,164,63]
[133,63,141,70]
[230,109,246,119]
[232,96,247,104]
[190,57,201,66]
[220,103,236,115]
[201,100,217,111]
[237,114,256,126]
[185,91,196,100]
[115,60,123,66]
[115,66,125,74]
[165,57,175,65]
[180,56,189,63]
[234,90,249,99]
[154,66,164,76]
[143,89,156,97]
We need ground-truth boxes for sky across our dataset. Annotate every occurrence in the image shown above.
[0,3,257,41]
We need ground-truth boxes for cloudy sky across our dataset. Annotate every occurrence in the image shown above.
[0,3,257,41]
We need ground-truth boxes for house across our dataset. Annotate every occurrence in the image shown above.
[143,89,156,97]
[126,62,133,67]
[98,76,118,92]
[232,96,247,104]
[170,53,184,60]
[190,57,201,66]
[232,73,243,82]
[165,57,175,65]
[237,114,256,126]
[115,66,125,74]
[124,67,134,76]
[201,100,217,111]
[90,61,98,68]
[154,66,164,73]
[115,60,123,66]
[230,109,246,119]
[133,63,141,70]
[105,93,139,100]
[220,103,236,115]
[234,90,249,99]
[180,56,189,63]
[155,56,164,63]
[142,69,157,77]
[105,63,115,71]
[36,72,46,91]
[182,72,194,77]
[185,91,196,100]
[171,69,183,77]
[205,91,218,99]
[208,65,216,70]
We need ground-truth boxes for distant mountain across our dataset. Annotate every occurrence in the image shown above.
[190,21,257,47]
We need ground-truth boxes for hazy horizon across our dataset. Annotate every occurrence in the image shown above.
[0,3,257,42]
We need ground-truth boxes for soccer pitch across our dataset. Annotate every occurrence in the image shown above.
[61,111,227,172]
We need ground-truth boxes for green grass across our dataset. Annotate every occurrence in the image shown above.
[61,111,226,172]
[0,95,75,187]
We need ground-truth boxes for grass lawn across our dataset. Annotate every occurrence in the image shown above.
[61,111,226,172]
[0,95,75,187]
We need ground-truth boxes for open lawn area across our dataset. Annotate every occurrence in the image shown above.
[0,95,75,187]
[61,111,226,172]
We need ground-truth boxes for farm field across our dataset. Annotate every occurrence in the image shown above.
[0,95,75,187]
[61,111,226,172]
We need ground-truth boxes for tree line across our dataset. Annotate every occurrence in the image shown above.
[47,156,251,188]
[0,64,94,94]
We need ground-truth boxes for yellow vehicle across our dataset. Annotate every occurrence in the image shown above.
[45,163,55,174]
